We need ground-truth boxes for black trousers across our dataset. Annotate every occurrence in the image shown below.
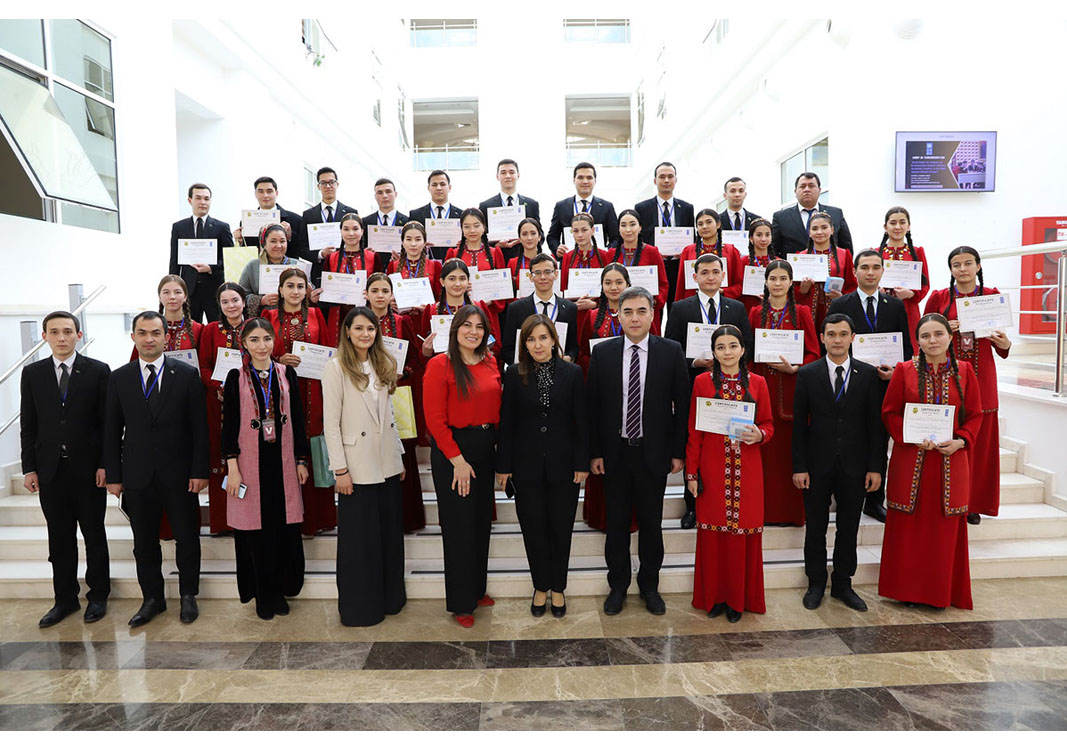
[189,277,220,324]
[124,478,201,599]
[663,256,680,310]
[604,441,668,593]
[866,380,890,510]
[38,460,110,606]
[803,457,865,589]
[430,426,495,614]
[514,471,580,593]
[336,475,407,627]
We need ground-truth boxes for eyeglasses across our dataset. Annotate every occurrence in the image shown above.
[530,270,555,278]
[318,180,338,187]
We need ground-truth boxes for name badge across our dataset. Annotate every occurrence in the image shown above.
[261,418,277,443]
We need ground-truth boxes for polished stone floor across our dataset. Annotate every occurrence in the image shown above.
[2,578,1067,730]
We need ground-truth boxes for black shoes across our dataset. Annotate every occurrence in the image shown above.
[603,588,626,615]
[707,602,727,618]
[680,510,696,529]
[274,596,290,616]
[179,594,199,623]
[803,586,824,610]
[128,598,166,627]
[967,513,982,525]
[864,502,887,523]
[726,607,743,623]
[38,601,80,628]
[639,590,666,615]
[831,585,869,612]
[550,593,566,619]
[84,601,107,623]
[531,591,547,618]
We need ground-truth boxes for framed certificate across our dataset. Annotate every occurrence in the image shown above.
[903,403,956,444]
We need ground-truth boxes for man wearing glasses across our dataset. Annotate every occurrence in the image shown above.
[302,166,360,285]
[501,253,579,366]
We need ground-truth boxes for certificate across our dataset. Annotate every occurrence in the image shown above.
[382,336,409,375]
[627,266,659,296]
[366,225,402,254]
[486,205,526,242]
[880,259,923,290]
[319,270,366,305]
[684,258,729,290]
[684,323,718,360]
[754,328,805,364]
[566,268,602,298]
[517,271,561,298]
[306,222,341,251]
[588,336,617,351]
[426,218,461,246]
[241,209,279,238]
[293,342,336,381]
[563,224,605,249]
[852,332,904,367]
[470,268,514,302]
[742,265,766,297]
[956,294,1013,335]
[430,314,453,353]
[721,230,749,249]
[654,227,694,257]
[695,398,756,436]
[165,349,199,369]
[515,321,568,361]
[787,253,829,282]
[177,239,218,265]
[258,264,289,294]
[903,403,956,445]
[209,348,242,382]
[389,275,436,309]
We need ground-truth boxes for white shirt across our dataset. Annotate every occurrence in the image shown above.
[430,202,452,219]
[500,192,520,208]
[726,209,746,231]
[377,209,398,226]
[827,356,851,395]
[190,213,209,235]
[656,197,676,227]
[620,334,650,438]
[320,201,340,222]
[798,203,821,226]
[857,289,880,324]
[573,195,594,214]
[696,290,722,325]
[139,356,165,392]
[530,293,559,320]
[53,352,77,388]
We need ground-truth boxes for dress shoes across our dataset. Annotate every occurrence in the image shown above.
[967,512,982,525]
[603,588,626,615]
[531,591,547,618]
[274,595,290,616]
[477,595,495,607]
[39,601,80,628]
[454,614,475,628]
[831,585,868,612]
[179,594,199,624]
[680,510,696,529]
[639,590,666,615]
[128,598,166,627]
[726,607,743,623]
[83,601,107,623]
[863,502,887,523]
[707,602,727,618]
[802,586,824,610]
[550,593,566,619]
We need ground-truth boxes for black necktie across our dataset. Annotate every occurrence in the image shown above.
[541,301,550,316]
[59,363,70,402]
[381,214,387,225]
[733,212,741,231]
[145,364,160,407]
[507,196,514,207]
[437,206,444,219]
[804,209,814,230]
[866,296,876,328]
[195,217,203,239]
[325,205,333,223]
[662,201,671,227]
[708,298,717,324]
[834,365,845,399]
[580,199,588,213]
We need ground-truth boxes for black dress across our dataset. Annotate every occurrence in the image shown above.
[222,365,308,619]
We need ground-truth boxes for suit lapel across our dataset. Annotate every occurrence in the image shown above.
[150,363,178,419]
[357,371,381,428]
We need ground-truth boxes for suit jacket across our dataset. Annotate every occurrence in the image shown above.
[103,358,210,491]
[664,293,754,381]
[791,357,885,477]
[547,195,620,252]
[363,210,410,227]
[771,203,853,257]
[587,335,690,475]
[169,216,234,295]
[501,294,580,366]
[409,203,462,224]
[20,354,111,484]
[478,194,541,225]
[719,208,763,232]
[634,197,696,246]
[828,291,914,362]
[301,201,359,283]
[496,357,589,483]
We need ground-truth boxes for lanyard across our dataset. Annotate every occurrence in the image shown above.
[861,295,878,330]
[833,366,851,403]
[404,256,419,278]
[620,247,639,266]
[535,296,557,321]
[574,197,591,215]
[769,307,788,329]
[576,248,596,268]
[700,296,717,324]
[140,364,160,401]
[253,364,273,415]
[608,312,621,337]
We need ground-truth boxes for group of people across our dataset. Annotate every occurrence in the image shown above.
[20,161,1011,631]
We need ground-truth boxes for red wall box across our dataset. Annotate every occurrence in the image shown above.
[1020,216,1066,334]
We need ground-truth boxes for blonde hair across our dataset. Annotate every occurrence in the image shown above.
[335,307,398,394]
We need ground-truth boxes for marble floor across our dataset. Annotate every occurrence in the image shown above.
[2,578,1067,730]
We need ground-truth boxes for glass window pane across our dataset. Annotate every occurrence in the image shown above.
[49,20,113,101]
[53,82,118,209]
[60,200,118,232]
[806,137,829,190]
[780,152,804,205]
[0,19,44,67]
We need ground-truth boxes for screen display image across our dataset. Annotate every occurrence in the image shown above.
[895,131,997,192]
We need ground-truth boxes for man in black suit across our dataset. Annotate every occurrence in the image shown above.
[104,311,210,627]
[364,177,410,273]
[501,253,579,366]
[720,177,763,232]
[233,176,307,262]
[547,161,620,256]
[588,287,690,616]
[301,166,360,286]
[410,170,463,261]
[771,172,853,257]
[169,183,234,323]
[828,249,914,522]
[791,313,884,613]
[479,158,541,262]
[634,162,695,308]
[20,312,111,627]
[664,252,752,528]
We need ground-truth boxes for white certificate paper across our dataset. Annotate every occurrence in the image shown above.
[627,266,659,297]
[241,209,280,239]
[742,265,766,297]
[382,336,409,375]
[366,225,402,254]
[430,314,453,353]
[486,205,526,242]
[517,271,562,298]
[426,218,461,247]
[754,328,805,365]
[903,403,956,445]
[470,268,514,302]
[956,294,1013,335]
[655,227,694,257]
[319,271,366,305]
[588,336,617,351]
[684,258,729,290]
[165,349,199,369]
[293,342,336,381]
[258,264,289,294]
[389,275,436,309]
[566,268,602,298]
[721,230,749,249]
[696,398,756,436]
[685,323,718,360]
[787,253,829,282]
[514,321,568,361]
[563,225,606,249]
[209,348,242,382]
[880,260,923,290]
[178,239,218,265]
[306,222,341,251]
[852,333,904,368]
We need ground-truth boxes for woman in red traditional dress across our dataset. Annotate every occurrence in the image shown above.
[419,259,502,363]
[366,272,426,532]
[388,220,443,303]
[738,218,775,314]
[674,209,743,303]
[322,213,374,347]
[686,324,774,622]
[879,207,931,353]
[607,210,668,334]
[748,260,819,526]
[264,267,336,536]
[560,212,608,313]
[444,208,508,319]
[924,246,1010,525]
[506,218,547,295]
[794,212,858,334]
[197,282,247,534]
[879,313,982,609]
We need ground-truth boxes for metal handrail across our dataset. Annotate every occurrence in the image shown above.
[976,239,1067,260]
[0,336,96,436]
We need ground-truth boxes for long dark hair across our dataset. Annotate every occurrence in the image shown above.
[277,267,310,323]
[942,246,985,317]
[437,259,473,312]
[517,217,545,253]
[695,208,722,254]
[593,262,631,331]
[747,217,774,261]
[339,212,368,253]
[805,211,841,276]
[879,206,927,287]
[915,312,966,426]
[710,324,753,402]
[448,304,491,399]
[156,274,195,343]
[759,260,798,328]
[399,220,429,278]
[215,281,247,329]
[572,212,598,251]
[613,208,645,263]
[458,207,495,267]
[516,314,560,386]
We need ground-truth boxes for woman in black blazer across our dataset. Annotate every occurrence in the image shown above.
[496,314,590,617]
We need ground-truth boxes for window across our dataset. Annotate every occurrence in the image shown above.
[301,19,336,65]
[370,50,383,127]
[0,19,44,67]
[410,19,477,48]
[413,98,479,171]
[636,86,645,146]
[655,45,667,121]
[565,95,631,168]
[780,137,829,205]
[703,19,730,53]
[397,88,410,150]
[304,167,316,209]
[563,19,630,44]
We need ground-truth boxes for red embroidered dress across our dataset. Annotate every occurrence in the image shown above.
[198,319,245,534]
[738,251,773,314]
[324,250,374,348]
[793,247,858,333]
[881,244,931,352]
[674,242,743,303]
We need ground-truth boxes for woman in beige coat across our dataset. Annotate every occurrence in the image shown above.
[322,306,406,626]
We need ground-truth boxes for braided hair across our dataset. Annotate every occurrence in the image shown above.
[593,263,630,332]
[879,206,927,287]
[458,207,495,268]
[400,221,429,279]
[695,208,723,254]
[571,212,599,252]
[710,324,754,402]
[277,267,310,327]
[339,212,368,253]
[156,274,195,344]
[437,259,473,313]
[915,312,966,426]
[747,217,774,262]
[759,260,798,328]
[805,211,841,277]
[943,246,985,317]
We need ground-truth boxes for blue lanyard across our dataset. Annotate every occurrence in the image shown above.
[252,364,273,412]
[535,296,557,321]
[405,257,419,277]
[769,308,788,329]
[608,313,621,337]
[619,247,638,267]
[700,297,716,324]
[833,366,851,402]
[140,364,160,401]
[574,197,591,215]
[861,295,878,330]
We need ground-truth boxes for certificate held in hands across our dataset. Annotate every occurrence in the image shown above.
[178,239,218,265]
[470,269,514,302]
[880,260,923,290]
[787,253,829,282]
[627,266,659,297]
[487,205,526,242]
[389,275,435,309]
[566,268,602,298]
[242,209,279,239]
[654,227,694,257]
[366,225,402,254]
[696,398,756,436]
[307,222,342,251]
[754,328,805,365]
[852,333,904,367]
[742,265,766,297]
[956,294,1013,335]
[685,323,718,360]
[381,336,409,375]
[426,218,461,247]
[903,403,956,444]
[210,348,243,382]
[293,342,336,381]
[258,264,289,294]
[320,270,366,305]
[165,349,199,369]
[430,315,453,353]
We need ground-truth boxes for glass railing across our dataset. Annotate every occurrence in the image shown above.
[565,142,632,168]
[412,145,480,172]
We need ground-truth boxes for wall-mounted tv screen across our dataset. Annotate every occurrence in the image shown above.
[895,131,997,192]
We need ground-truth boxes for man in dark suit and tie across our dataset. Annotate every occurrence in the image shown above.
[547,162,620,256]
[364,177,410,273]
[791,313,885,613]
[664,252,752,528]
[721,177,763,233]
[771,172,853,257]
[104,311,210,627]
[588,287,690,616]
[20,311,111,627]
[169,183,234,323]
[479,158,541,262]
[828,249,913,522]
[410,170,464,261]
[301,166,359,286]
[501,253,579,366]
[233,176,307,262]
[634,162,695,308]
